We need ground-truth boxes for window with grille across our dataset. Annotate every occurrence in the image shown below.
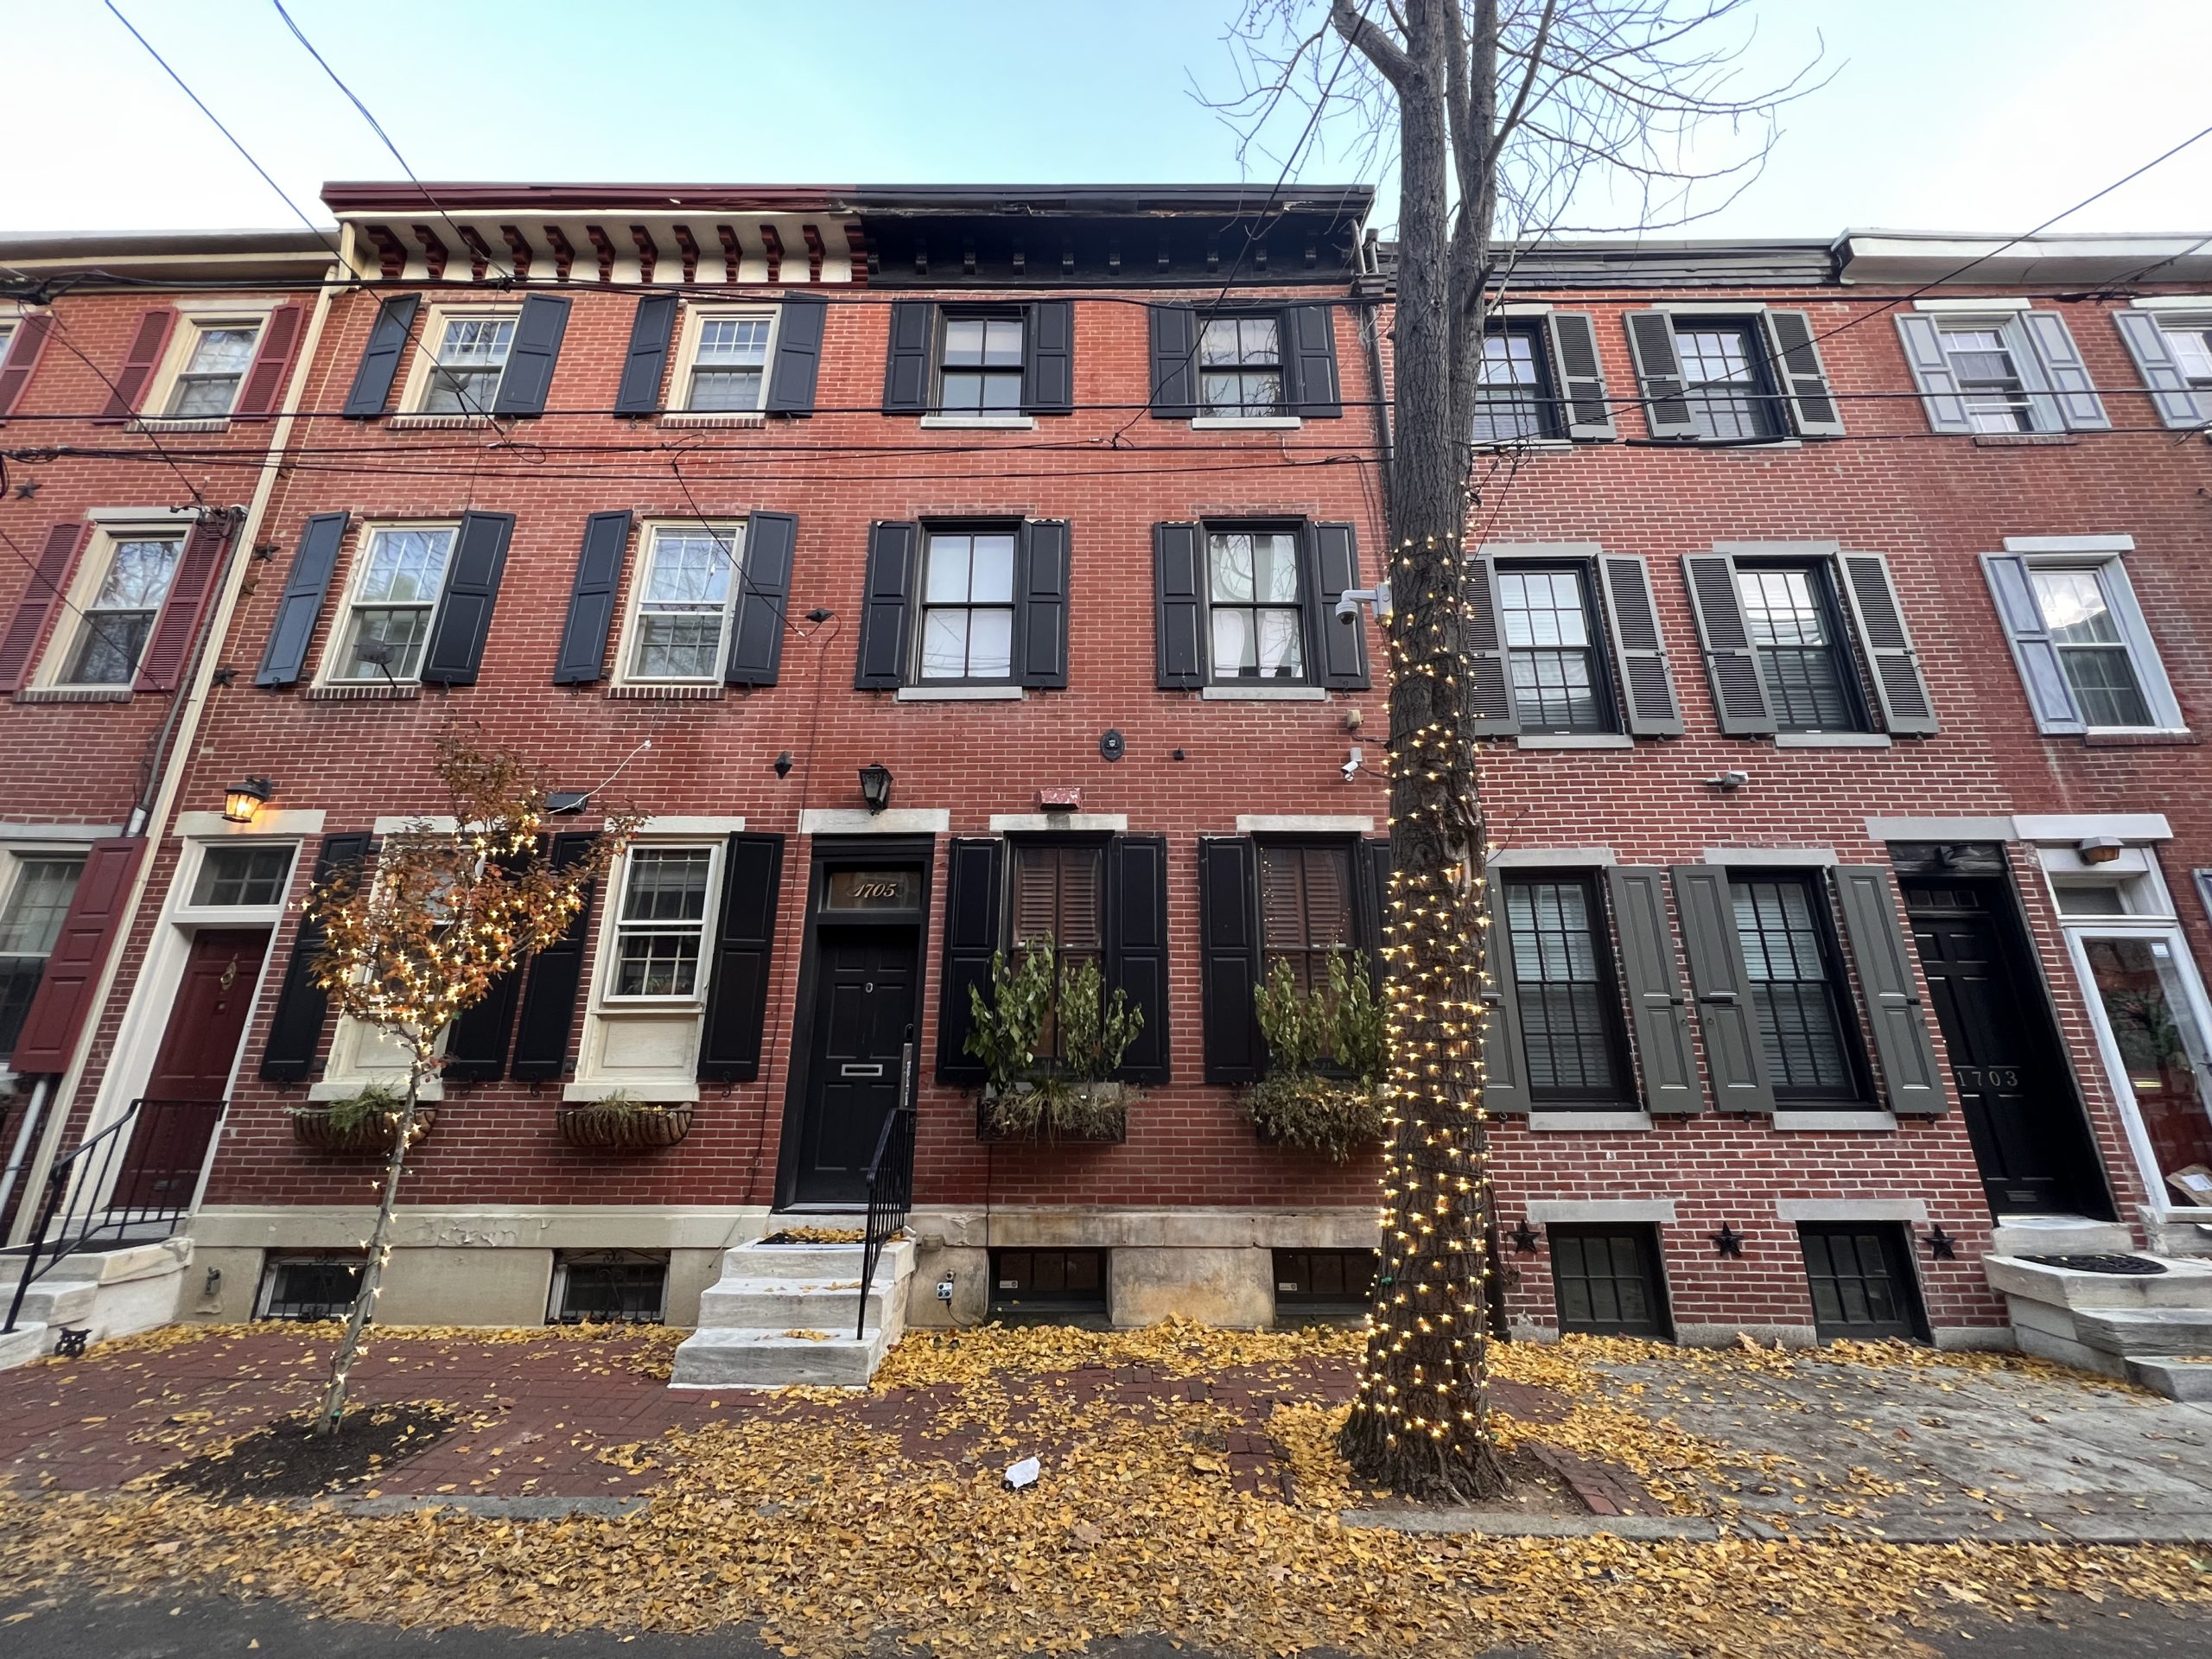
[608,848,715,999]
[1010,842,1104,1059]
[1198,316,1283,416]
[1497,563,1611,734]
[1259,842,1354,995]
[2025,566,2153,728]
[938,314,1025,414]
[1503,874,1630,1103]
[0,855,84,1061]
[550,1250,667,1325]
[1734,563,1864,731]
[1799,1224,1926,1341]
[684,315,772,410]
[918,529,1017,681]
[1472,325,1559,443]
[990,1249,1108,1317]
[1273,1249,1377,1311]
[191,844,295,908]
[1937,324,2036,433]
[1731,874,1861,1101]
[1672,321,1781,441]
[2161,317,2212,390]
[59,533,182,685]
[627,524,741,682]
[164,321,261,417]
[419,313,516,414]
[332,525,454,682]
[1207,529,1305,682]
[1548,1224,1670,1338]
[256,1255,365,1321]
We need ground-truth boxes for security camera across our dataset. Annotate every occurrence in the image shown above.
[1707,770,1750,792]
[1335,593,1361,626]
[1342,746,1363,781]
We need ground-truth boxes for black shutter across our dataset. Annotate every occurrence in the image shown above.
[442,902,524,1084]
[1310,522,1369,689]
[1154,521,1205,689]
[254,512,347,687]
[1014,518,1070,689]
[1147,305,1198,418]
[1481,881,1529,1116]
[551,511,632,685]
[1624,311,1700,440]
[727,510,796,687]
[697,833,785,1082]
[491,294,570,416]
[882,300,936,413]
[1546,312,1617,440]
[1605,866,1700,1111]
[1281,302,1341,417]
[1598,555,1682,735]
[1358,836,1392,976]
[855,520,918,690]
[938,837,1004,1084]
[1833,866,1946,1114]
[1681,552,1775,735]
[1836,551,1938,735]
[259,832,372,1082]
[1107,835,1170,1084]
[1464,556,1519,735]
[613,293,677,416]
[342,295,418,419]
[1021,299,1074,413]
[419,511,513,685]
[509,832,596,1082]
[1668,864,1774,1112]
[1198,836,1263,1084]
[766,295,827,414]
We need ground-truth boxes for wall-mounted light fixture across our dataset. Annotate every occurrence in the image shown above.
[222,776,275,824]
[2077,836,2126,865]
[858,763,893,815]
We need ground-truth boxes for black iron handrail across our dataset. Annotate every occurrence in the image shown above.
[2,1097,224,1336]
[856,1043,918,1342]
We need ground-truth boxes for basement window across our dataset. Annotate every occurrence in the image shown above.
[255,1253,365,1322]
[989,1249,1108,1323]
[1798,1223,1928,1342]
[1273,1249,1376,1317]
[550,1249,668,1325]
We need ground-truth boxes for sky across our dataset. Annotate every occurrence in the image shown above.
[6,1,2210,243]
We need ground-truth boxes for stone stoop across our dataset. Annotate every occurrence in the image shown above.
[0,1236,194,1373]
[1986,1252,2212,1399]
[670,1239,917,1389]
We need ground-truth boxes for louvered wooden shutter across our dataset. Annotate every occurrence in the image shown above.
[1147,305,1198,418]
[255,512,348,687]
[1545,312,1615,440]
[1760,310,1843,438]
[442,849,531,1082]
[0,313,54,418]
[1833,866,1946,1114]
[1154,522,1205,688]
[1108,835,1170,1084]
[260,832,372,1082]
[1014,518,1070,689]
[1668,864,1773,1112]
[234,303,304,417]
[613,294,677,416]
[1598,555,1682,735]
[134,511,235,693]
[1281,302,1341,416]
[2017,310,2109,431]
[1681,552,1775,735]
[418,511,513,684]
[1358,836,1391,976]
[937,838,1004,1084]
[1479,882,1529,1115]
[1835,552,1938,734]
[2113,310,2206,429]
[551,511,632,684]
[1623,311,1700,439]
[8,837,143,1075]
[1892,314,1974,434]
[1020,300,1073,413]
[697,834,785,1082]
[1198,837,1263,1084]
[343,295,419,419]
[1311,522,1370,690]
[765,295,827,414]
[492,294,570,416]
[1463,556,1518,734]
[882,300,935,413]
[1979,554,2082,734]
[97,308,175,422]
[508,833,596,1081]
[855,520,917,690]
[1605,867,1699,1111]
[0,522,88,692]
[727,510,796,687]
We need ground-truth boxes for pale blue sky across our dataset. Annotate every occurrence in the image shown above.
[8,1,2209,241]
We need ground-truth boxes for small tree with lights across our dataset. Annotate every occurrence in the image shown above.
[305,733,639,1437]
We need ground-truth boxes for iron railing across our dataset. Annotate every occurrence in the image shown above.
[856,1043,918,1341]
[2,1098,223,1336]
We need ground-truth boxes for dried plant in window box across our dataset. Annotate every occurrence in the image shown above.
[290,1086,437,1155]
[556,1093,695,1152]
[1242,952,1389,1161]
[967,937,1141,1143]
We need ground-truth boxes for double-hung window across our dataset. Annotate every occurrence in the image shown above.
[2157,316,2212,392]
[2025,567,2152,728]
[162,321,261,418]
[419,313,516,414]
[609,848,715,999]
[1731,874,1862,1103]
[1009,841,1104,1059]
[1198,317,1284,416]
[938,314,1025,415]
[0,321,15,367]
[1497,564,1611,734]
[1502,874,1631,1104]
[1734,563,1862,732]
[1935,324,2034,433]
[1981,543,2183,736]
[626,524,742,683]
[0,855,85,1062]
[919,529,1016,682]
[1624,309,1841,442]
[1258,842,1354,996]
[1673,321,1784,441]
[1208,529,1305,683]
[1472,326,1558,443]
[57,531,182,686]
[329,525,454,683]
[683,315,772,411]
[1896,307,2108,435]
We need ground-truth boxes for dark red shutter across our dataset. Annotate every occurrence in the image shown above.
[0,314,54,418]
[10,837,144,1075]
[97,308,176,422]
[0,521,88,691]
[135,512,236,692]
[233,303,304,417]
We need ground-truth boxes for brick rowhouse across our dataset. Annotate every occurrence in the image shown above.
[5,191,2209,1349]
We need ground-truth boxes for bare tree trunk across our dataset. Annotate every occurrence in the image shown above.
[313,1052,425,1437]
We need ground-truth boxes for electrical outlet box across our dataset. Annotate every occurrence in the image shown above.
[936,1276,956,1303]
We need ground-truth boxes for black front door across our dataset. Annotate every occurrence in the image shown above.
[1904,879,2106,1215]
[791,926,918,1205]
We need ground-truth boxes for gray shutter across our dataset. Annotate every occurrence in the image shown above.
[1154,521,1204,689]
[418,511,513,685]
[1835,551,1938,734]
[1020,299,1073,413]
[855,520,917,690]
[881,300,934,413]
[765,295,826,414]
[1979,554,2082,734]
[1892,314,1974,434]
[1833,865,1946,1114]
[726,510,795,687]
[1311,522,1370,690]
[1606,866,1700,1112]
[1681,552,1776,735]
[1545,312,1615,440]
[254,512,347,687]
[1623,311,1700,439]
[1147,305,1198,419]
[2113,310,2206,429]
[1015,518,1069,689]
[550,510,632,685]
[341,295,417,419]
[491,294,569,417]
[1481,882,1529,1116]
[613,293,677,416]
[1668,864,1774,1113]
[2017,310,2109,431]
[1762,310,1844,437]
[1598,555,1681,735]
[1281,302,1341,417]
[1463,556,1518,735]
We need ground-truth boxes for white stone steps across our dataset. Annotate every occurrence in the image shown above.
[695,1277,894,1331]
[0,1322,48,1372]
[3,1279,96,1329]
[2076,1306,2212,1357]
[668,1236,916,1390]
[671,1327,890,1389]
[2127,1357,2212,1402]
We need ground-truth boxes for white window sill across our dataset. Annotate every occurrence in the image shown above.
[302,682,420,702]
[2083,727,2193,740]
[1200,683,1325,702]
[658,411,765,428]
[130,416,231,434]
[607,682,725,701]
[1704,438,1802,451]
[1773,732,1891,749]
[1516,734,1631,750]
[597,999,708,1017]
[308,1079,444,1103]
[563,1081,701,1104]
[1528,1110,1652,1132]
[1770,1109,1896,1132]
[1190,415,1301,430]
[896,683,1024,701]
[390,413,493,429]
[15,685,133,703]
[918,414,1036,430]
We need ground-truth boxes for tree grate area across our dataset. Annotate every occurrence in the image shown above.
[156,1403,455,1501]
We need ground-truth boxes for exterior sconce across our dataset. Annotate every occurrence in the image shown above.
[1925,1225,1958,1261]
[1712,1223,1744,1257]
[1510,1218,1541,1254]
[222,776,274,824]
[2077,836,2126,865]
[858,764,893,815]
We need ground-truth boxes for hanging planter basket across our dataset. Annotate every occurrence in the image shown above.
[289,1103,436,1156]
[556,1102,695,1152]
[976,1080,1128,1145]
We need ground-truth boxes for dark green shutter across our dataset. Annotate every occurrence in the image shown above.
[509,833,596,1082]
[697,834,785,1082]
[260,832,372,1082]
[342,295,417,419]
[726,511,795,687]
[613,293,677,416]
[1021,300,1073,413]
[882,300,935,413]
[1681,552,1776,735]
[1605,867,1699,1111]
[1198,837,1263,1084]
[1833,866,1947,1114]
[765,295,826,413]
[491,294,569,416]
[254,512,348,687]
[1016,518,1069,689]
[1668,864,1774,1112]
[855,521,917,690]
[937,838,1004,1084]
[551,511,632,685]
[1147,305,1198,418]
[1154,522,1205,689]
[1481,882,1529,1115]
[419,511,513,685]
[1599,555,1682,735]
[1107,835,1169,1084]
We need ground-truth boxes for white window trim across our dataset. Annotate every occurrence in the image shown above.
[313,519,460,688]
[140,302,276,423]
[672,304,779,415]
[568,837,727,1098]
[170,836,302,926]
[29,520,188,691]
[1190,415,1303,430]
[592,841,724,1010]
[612,518,747,688]
[397,303,520,416]
[2128,296,2212,314]
[1924,312,2063,434]
[1912,296,2036,313]
[2007,550,2185,734]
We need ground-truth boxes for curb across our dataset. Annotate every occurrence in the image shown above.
[1341,1508,2212,1546]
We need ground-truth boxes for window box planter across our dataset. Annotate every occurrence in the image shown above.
[1243,1073,1387,1162]
[976,1080,1128,1145]
[556,1101,695,1152]
[289,1103,436,1156]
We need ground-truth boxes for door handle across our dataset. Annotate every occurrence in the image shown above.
[840,1063,886,1078]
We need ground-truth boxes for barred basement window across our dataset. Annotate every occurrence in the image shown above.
[550,1250,668,1325]
[1259,842,1354,996]
[255,1254,365,1321]
[1730,874,1862,1102]
[990,1249,1108,1318]
[1273,1249,1377,1312]
[1503,874,1630,1103]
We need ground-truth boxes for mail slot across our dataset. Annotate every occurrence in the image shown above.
[841,1063,886,1078]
